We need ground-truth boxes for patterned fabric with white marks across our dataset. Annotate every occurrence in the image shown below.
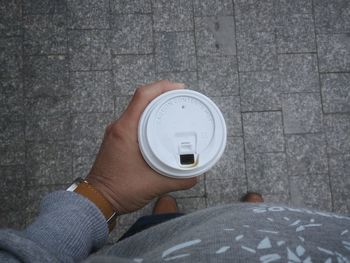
[1,193,349,262]
[89,204,350,262]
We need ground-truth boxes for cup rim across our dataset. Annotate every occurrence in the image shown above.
[138,89,227,178]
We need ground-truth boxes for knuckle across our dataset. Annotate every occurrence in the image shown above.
[155,79,170,88]
[105,123,113,134]
[108,122,126,139]
[134,86,146,98]
[158,79,170,85]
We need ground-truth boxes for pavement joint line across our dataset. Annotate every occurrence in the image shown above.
[310,0,335,212]
[231,0,249,194]
[110,53,154,56]
[241,110,282,114]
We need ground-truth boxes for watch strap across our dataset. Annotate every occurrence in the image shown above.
[73,179,117,232]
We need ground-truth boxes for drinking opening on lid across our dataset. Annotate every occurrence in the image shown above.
[180,154,195,165]
[178,139,197,167]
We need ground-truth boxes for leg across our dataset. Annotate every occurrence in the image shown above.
[118,195,183,241]
[241,192,264,203]
[119,192,264,241]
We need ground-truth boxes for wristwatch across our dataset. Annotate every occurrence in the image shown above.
[67,177,117,232]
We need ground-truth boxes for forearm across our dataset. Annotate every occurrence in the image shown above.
[0,191,108,262]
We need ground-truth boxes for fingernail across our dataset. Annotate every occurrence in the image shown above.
[176,82,186,88]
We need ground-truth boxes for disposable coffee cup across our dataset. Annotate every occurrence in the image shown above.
[138,89,227,178]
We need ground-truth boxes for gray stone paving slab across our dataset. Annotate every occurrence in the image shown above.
[276,0,312,15]
[110,14,152,54]
[108,224,130,244]
[240,71,281,112]
[242,111,284,153]
[246,152,289,195]
[320,73,350,113]
[25,114,72,141]
[286,133,328,177]
[26,141,73,186]
[113,55,155,95]
[276,14,316,53]
[193,0,233,16]
[195,16,236,57]
[206,137,245,180]
[206,178,247,206]
[153,0,193,32]
[70,71,113,113]
[25,95,70,115]
[171,176,205,198]
[0,143,25,165]
[324,114,350,154]
[328,153,350,213]
[23,15,67,55]
[0,115,24,142]
[156,71,198,91]
[0,0,22,37]
[237,31,277,72]
[177,197,207,212]
[73,155,95,179]
[155,32,196,73]
[234,0,276,33]
[317,34,350,72]
[0,37,22,79]
[67,0,109,29]
[0,187,27,213]
[115,96,132,119]
[197,56,238,96]
[290,174,332,211]
[0,78,23,115]
[281,93,323,134]
[23,55,69,97]
[23,0,66,15]
[278,54,319,93]
[314,0,350,34]
[0,165,25,189]
[110,0,151,14]
[72,113,113,156]
[0,115,23,166]
[211,96,242,137]
[0,166,26,213]
[68,30,111,71]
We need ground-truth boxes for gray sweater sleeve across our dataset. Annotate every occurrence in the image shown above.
[0,191,109,262]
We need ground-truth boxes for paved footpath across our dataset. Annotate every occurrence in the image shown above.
[0,0,349,241]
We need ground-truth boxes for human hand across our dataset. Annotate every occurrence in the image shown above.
[87,80,198,214]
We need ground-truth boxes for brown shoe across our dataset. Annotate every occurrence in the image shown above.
[241,192,264,203]
[153,195,179,214]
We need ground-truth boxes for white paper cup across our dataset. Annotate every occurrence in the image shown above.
[138,89,227,178]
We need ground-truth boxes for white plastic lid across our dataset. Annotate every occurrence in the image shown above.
[138,90,227,178]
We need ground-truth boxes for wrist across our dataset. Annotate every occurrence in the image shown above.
[67,177,118,231]
[86,174,128,215]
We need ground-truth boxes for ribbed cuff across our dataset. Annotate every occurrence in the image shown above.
[24,191,109,262]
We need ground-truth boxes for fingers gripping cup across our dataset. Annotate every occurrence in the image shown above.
[138,90,227,178]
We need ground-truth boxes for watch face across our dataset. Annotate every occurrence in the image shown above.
[66,183,79,192]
